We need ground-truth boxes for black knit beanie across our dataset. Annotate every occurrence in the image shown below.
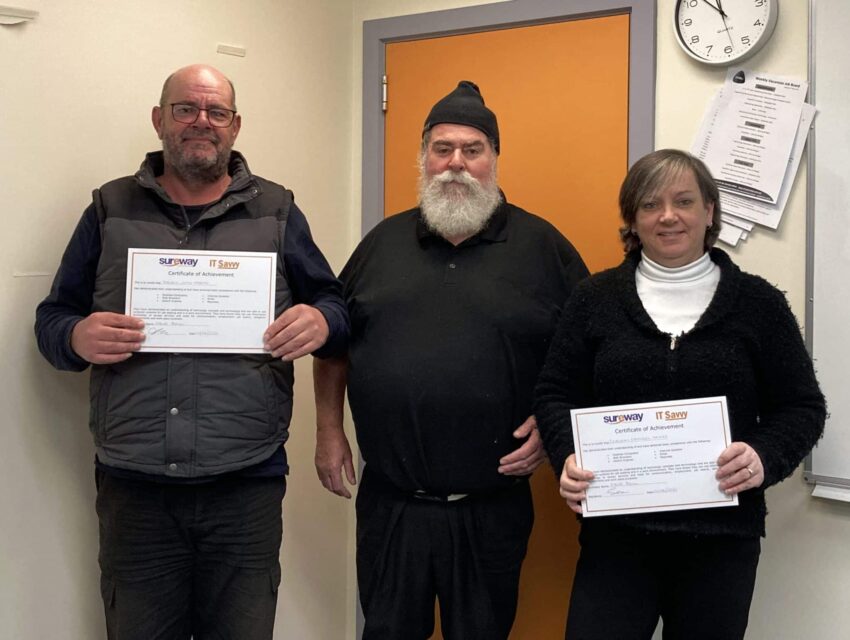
[422,81,500,154]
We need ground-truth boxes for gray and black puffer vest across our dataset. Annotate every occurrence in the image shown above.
[89,152,294,478]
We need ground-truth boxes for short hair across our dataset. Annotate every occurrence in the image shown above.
[159,71,237,111]
[618,149,722,253]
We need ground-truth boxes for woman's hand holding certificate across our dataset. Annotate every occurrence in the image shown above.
[716,441,765,495]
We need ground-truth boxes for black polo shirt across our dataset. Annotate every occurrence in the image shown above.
[342,200,588,494]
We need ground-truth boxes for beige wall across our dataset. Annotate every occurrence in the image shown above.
[0,1,354,638]
[2,1,848,639]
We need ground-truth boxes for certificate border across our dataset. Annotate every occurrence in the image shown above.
[572,397,736,516]
[126,249,277,353]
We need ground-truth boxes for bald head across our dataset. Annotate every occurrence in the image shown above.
[159,64,237,111]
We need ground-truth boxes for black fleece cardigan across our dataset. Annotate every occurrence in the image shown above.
[534,248,825,538]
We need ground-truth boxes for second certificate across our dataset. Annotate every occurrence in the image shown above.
[571,397,738,517]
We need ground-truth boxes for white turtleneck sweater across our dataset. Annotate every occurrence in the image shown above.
[635,252,720,338]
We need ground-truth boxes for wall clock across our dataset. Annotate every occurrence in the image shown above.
[674,0,779,66]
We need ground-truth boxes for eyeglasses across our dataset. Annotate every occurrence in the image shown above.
[170,103,237,128]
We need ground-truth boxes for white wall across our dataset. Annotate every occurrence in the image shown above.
[0,2,354,638]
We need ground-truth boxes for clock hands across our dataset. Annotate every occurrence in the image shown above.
[715,0,736,50]
[698,0,736,52]
[699,0,727,17]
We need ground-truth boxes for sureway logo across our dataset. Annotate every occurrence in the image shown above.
[159,257,199,267]
[603,412,643,425]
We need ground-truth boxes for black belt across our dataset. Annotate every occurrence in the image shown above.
[362,466,527,503]
[409,477,528,503]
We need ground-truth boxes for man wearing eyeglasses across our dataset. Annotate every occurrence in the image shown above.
[35,64,348,639]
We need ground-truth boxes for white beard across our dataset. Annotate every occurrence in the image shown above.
[418,168,501,240]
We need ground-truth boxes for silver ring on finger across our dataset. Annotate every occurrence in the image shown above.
[745,467,754,477]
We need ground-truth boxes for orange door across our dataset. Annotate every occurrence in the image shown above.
[383,14,630,638]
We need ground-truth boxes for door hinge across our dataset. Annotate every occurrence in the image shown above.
[382,75,388,113]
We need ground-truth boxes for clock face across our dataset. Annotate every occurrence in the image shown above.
[675,0,779,66]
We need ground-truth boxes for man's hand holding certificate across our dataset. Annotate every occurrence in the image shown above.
[570,397,738,517]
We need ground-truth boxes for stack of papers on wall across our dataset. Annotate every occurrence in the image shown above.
[691,68,816,247]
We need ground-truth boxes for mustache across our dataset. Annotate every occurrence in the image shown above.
[430,169,479,186]
[181,128,219,143]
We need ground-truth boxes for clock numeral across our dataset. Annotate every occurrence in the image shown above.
[691,35,700,44]
[687,0,697,7]
[724,45,733,54]
[683,18,693,27]
[705,45,713,54]
[754,19,763,26]
[741,36,751,45]
[755,0,765,6]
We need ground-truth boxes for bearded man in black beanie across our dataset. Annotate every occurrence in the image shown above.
[314,81,588,639]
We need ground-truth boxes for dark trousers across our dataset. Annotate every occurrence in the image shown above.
[565,520,761,640]
[95,470,285,640]
[356,467,534,640]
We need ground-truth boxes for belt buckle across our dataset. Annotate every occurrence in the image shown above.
[413,490,469,503]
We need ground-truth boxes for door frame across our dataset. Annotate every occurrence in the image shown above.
[361,0,657,233]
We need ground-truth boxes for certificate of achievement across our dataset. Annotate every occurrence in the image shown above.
[571,397,737,517]
[126,249,276,353]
